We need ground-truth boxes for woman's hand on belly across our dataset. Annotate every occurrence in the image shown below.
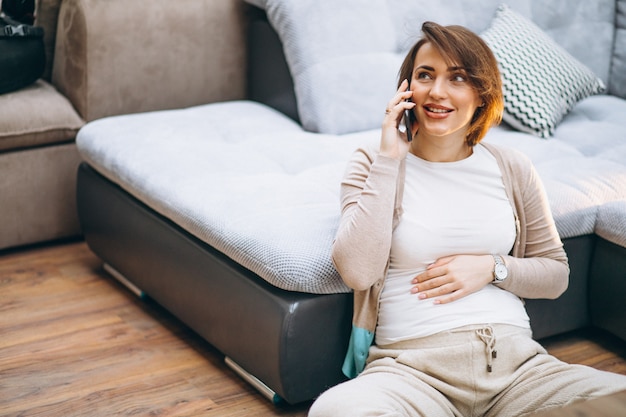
[410,255,494,304]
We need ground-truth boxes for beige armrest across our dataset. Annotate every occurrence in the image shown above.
[52,0,247,122]
[35,0,63,81]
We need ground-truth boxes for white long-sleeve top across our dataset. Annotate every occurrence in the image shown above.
[376,146,529,345]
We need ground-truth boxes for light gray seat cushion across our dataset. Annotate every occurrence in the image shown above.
[77,101,376,294]
[596,200,626,247]
[485,95,626,239]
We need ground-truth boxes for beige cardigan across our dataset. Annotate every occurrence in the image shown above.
[332,142,570,377]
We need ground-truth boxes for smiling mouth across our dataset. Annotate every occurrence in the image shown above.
[424,106,453,114]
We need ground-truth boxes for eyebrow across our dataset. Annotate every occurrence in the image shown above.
[415,65,466,73]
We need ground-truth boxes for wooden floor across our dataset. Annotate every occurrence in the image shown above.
[1,241,625,416]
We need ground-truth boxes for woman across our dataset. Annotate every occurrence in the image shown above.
[309,22,626,417]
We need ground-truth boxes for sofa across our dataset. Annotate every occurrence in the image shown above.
[0,0,83,250]
[0,0,247,250]
[70,0,625,406]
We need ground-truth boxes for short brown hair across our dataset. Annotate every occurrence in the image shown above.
[398,22,503,146]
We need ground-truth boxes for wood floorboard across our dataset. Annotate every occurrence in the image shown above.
[1,241,624,416]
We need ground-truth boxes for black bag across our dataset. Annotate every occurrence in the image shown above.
[2,0,36,24]
[0,13,45,94]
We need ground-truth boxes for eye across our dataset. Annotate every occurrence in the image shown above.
[417,71,432,80]
[452,73,468,82]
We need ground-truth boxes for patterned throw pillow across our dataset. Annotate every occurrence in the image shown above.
[481,4,605,138]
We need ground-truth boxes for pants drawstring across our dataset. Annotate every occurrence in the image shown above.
[476,325,497,373]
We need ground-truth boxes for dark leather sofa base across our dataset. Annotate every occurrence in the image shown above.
[526,234,593,340]
[76,163,350,405]
[590,238,626,341]
[76,162,597,404]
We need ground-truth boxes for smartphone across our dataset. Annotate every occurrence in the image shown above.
[396,85,413,141]
[402,106,412,142]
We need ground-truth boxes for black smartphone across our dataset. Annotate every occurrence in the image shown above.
[402,106,412,142]
[398,85,412,141]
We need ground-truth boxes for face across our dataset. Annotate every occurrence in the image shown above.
[409,42,482,141]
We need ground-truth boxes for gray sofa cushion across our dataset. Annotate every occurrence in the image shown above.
[262,0,399,134]
[610,0,626,98]
[77,101,377,294]
[254,0,616,135]
[481,5,605,138]
[487,94,626,238]
[595,200,626,247]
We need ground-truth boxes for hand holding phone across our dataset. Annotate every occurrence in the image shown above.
[381,82,414,159]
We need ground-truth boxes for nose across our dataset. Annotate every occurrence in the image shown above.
[429,77,447,100]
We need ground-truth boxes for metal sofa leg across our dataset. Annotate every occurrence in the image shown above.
[103,263,145,299]
[225,356,284,405]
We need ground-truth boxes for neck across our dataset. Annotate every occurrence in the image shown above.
[409,133,473,162]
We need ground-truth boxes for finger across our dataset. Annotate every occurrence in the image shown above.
[427,256,454,270]
[385,80,413,115]
[397,78,409,93]
[416,282,458,300]
[432,282,471,304]
[417,282,463,302]
[411,274,446,295]
[411,270,430,285]
[412,264,444,284]
[433,289,465,305]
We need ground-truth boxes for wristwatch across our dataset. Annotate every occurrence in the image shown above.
[492,254,508,283]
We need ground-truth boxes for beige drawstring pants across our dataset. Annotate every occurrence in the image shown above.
[309,324,626,417]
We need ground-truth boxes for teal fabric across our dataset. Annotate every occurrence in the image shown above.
[342,326,375,378]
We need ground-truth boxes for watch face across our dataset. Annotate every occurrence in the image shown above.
[495,264,508,280]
